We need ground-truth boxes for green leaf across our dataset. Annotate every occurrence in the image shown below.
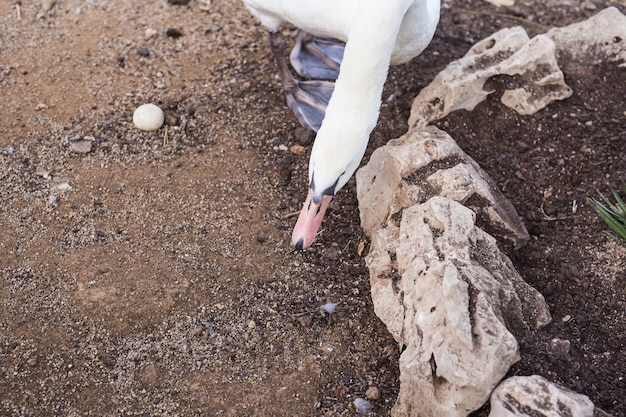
[590,188,626,246]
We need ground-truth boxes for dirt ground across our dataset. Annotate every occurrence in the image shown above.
[1,0,625,416]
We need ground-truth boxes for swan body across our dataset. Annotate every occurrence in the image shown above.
[243,0,440,249]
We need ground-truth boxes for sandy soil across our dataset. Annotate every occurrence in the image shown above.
[1,0,625,416]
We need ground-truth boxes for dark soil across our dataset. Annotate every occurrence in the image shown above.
[0,0,625,416]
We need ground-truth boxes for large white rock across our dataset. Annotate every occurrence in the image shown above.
[490,375,595,417]
[356,127,551,417]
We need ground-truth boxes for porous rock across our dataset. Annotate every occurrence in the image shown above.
[356,127,551,417]
[489,375,595,417]
[408,26,571,127]
[408,7,626,128]
[546,7,626,67]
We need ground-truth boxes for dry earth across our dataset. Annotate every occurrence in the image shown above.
[1,0,625,416]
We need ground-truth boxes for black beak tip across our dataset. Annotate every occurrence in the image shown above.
[294,238,304,251]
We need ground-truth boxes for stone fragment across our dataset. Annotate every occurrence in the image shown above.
[133,103,165,131]
[546,7,626,68]
[489,375,595,417]
[70,140,92,154]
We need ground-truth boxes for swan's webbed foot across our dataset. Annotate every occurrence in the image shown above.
[289,31,344,81]
[269,31,345,132]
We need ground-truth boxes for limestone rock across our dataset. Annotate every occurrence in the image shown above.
[546,7,626,68]
[409,7,626,128]
[356,127,551,417]
[409,26,571,128]
[356,126,529,249]
[490,375,595,417]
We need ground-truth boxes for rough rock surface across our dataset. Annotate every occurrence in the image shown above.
[356,126,530,249]
[408,26,572,128]
[356,127,551,416]
[409,7,626,129]
[489,375,595,417]
[546,7,626,65]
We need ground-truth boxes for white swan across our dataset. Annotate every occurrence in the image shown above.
[243,0,441,249]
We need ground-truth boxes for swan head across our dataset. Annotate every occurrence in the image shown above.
[291,120,370,250]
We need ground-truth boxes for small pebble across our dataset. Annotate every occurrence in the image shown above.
[166,28,184,38]
[70,140,92,154]
[167,0,190,4]
[321,302,339,314]
[42,0,57,12]
[137,47,151,57]
[354,398,373,414]
[36,166,50,178]
[247,320,256,329]
[193,326,204,336]
[289,145,306,155]
[144,28,158,40]
[198,0,212,11]
[365,386,380,400]
[27,357,37,367]
[294,127,314,145]
[561,314,572,323]
[133,104,165,131]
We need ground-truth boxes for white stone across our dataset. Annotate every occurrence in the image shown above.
[409,27,572,128]
[356,126,530,249]
[489,375,595,417]
[409,7,626,129]
[546,7,626,66]
[144,28,158,40]
[356,127,551,417]
[133,103,164,131]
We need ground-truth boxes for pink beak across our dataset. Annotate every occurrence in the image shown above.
[291,189,333,250]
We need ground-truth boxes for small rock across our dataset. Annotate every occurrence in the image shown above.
[320,302,339,314]
[549,338,571,358]
[42,0,57,12]
[198,0,212,11]
[290,145,306,155]
[164,113,178,126]
[167,0,190,4]
[133,104,165,131]
[193,326,204,336]
[35,103,48,111]
[144,28,158,40]
[365,386,380,400]
[489,375,594,417]
[294,127,314,145]
[166,28,184,38]
[354,398,373,414]
[27,357,37,367]
[36,166,50,179]
[53,177,72,192]
[137,47,151,57]
[247,320,256,329]
[70,140,92,154]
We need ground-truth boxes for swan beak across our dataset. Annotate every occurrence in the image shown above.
[292,189,333,250]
